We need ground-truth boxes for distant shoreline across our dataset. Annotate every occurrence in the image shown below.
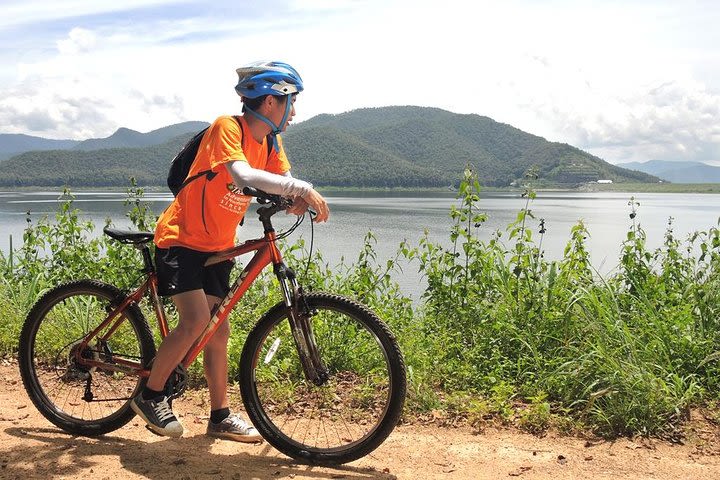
[1,183,719,195]
[575,182,720,194]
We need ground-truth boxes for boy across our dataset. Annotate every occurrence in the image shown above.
[131,61,329,441]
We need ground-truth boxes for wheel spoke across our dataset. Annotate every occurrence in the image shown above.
[19,281,154,435]
[241,293,406,464]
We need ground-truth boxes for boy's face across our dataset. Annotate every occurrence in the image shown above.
[266,94,296,131]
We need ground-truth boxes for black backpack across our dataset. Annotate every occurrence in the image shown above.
[167,116,272,196]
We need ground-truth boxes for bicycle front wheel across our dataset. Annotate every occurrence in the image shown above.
[18,280,156,436]
[239,292,406,465]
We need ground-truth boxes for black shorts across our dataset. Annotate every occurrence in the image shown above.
[155,246,234,298]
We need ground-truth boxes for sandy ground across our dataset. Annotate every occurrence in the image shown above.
[1,359,720,480]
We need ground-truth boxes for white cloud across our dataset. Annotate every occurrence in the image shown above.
[521,75,720,163]
[0,0,718,165]
[0,0,185,29]
[57,28,97,55]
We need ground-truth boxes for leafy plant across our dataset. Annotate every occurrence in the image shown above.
[2,175,720,438]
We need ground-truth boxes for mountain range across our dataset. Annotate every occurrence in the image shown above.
[0,106,661,188]
[0,121,210,160]
[0,135,78,161]
[72,122,209,151]
[616,160,720,184]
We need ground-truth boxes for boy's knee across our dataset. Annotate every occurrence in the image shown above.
[176,316,210,339]
[211,321,231,344]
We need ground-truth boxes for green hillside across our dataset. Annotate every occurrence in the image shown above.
[0,138,192,187]
[283,106,657,187]
[0,106,658,187]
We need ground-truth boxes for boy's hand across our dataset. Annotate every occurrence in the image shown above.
[286,196,309,216]
[302,189,329,223]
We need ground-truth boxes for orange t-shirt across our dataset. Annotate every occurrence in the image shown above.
[154,115,291,251]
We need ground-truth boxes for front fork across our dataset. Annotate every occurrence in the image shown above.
[275,263,329,386]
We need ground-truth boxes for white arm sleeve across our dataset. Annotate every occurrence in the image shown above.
[225,161,313,198]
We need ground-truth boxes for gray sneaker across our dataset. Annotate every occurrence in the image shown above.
[207,413,263,443]
[131,394,183,438]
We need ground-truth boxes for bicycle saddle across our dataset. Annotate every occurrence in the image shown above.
[103,227,154,245]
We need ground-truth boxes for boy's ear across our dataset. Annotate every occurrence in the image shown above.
[263,95,276,110]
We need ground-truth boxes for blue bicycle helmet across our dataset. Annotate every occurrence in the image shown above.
[234,61,303,152]
[234,61,304,98]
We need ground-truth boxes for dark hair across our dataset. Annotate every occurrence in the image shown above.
[242,93,295,113]
[242,94,270,112]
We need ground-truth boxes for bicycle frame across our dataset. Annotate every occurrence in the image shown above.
[79,204,327,386]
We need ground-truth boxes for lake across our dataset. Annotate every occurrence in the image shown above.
[1,190,718,297]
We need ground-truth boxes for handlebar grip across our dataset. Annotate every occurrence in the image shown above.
[242,187,286,206]
[242,186,261,197]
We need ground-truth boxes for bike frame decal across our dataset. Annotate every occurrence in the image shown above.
[181,232,282,367]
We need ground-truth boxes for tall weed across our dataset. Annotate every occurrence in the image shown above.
[403,168,720,436]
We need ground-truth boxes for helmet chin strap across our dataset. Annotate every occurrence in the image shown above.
[244,95,293,152]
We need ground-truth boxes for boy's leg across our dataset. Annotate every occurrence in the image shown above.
[132,289,211,437]
[203,294,262,443]
[203,294,230,411]
[146,289,211,391]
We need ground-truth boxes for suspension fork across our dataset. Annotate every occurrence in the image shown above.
[275,263,329,386]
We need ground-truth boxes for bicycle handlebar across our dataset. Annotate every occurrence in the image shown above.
[242,186,274,202]
[242,187,293,208]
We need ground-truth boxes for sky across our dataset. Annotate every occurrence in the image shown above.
[1,0,718,165]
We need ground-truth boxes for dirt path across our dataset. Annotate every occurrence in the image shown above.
[1,359,719,480]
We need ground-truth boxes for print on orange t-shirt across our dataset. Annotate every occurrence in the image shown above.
[154,116,291,252]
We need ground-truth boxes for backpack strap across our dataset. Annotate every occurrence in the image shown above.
[178,116,273,195]
[177,168,217,192]
[175,117,248,195]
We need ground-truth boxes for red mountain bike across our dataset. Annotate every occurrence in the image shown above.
[18,188,406,465]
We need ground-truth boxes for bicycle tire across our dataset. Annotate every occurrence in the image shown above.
[18,279,156,436]
[239,292,406,464]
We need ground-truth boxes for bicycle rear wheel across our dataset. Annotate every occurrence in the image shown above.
[239,292,406,464]
[18,280,155,436]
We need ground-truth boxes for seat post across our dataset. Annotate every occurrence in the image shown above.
[137,244,155,273]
